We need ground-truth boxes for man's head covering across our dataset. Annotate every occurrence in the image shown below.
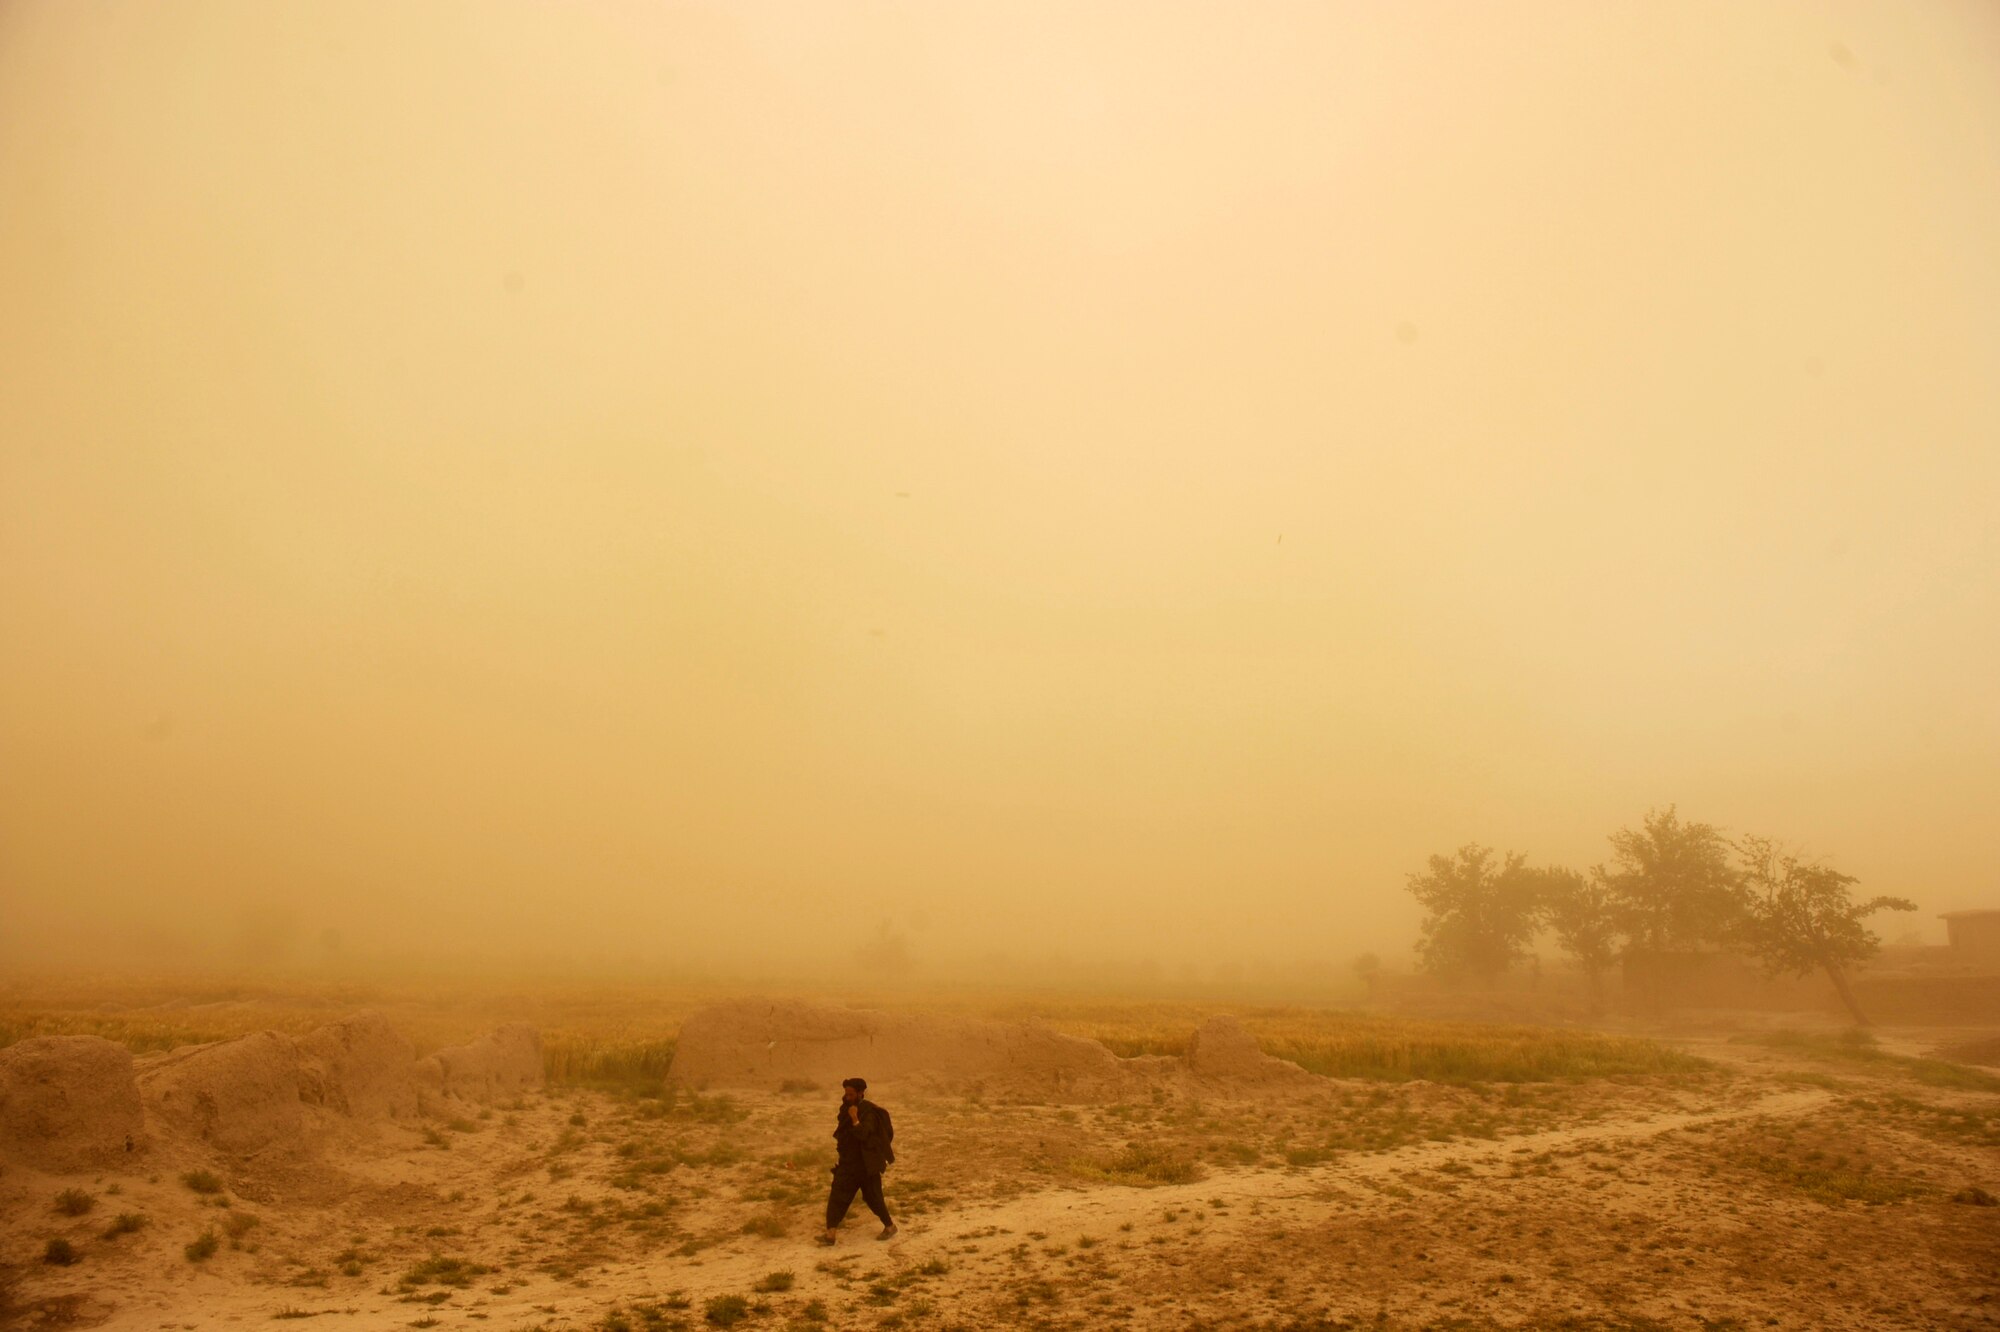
[842,1076,867,1093]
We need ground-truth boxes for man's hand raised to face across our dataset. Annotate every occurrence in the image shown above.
[847,1104,860,1124]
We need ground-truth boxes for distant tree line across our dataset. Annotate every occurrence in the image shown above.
[1403,806,1916,1025]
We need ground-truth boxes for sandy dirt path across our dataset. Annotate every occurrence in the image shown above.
[45,1085,1873,1332]
[619,1087,1834,1295]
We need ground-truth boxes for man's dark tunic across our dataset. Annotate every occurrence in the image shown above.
[826,1099,893,1229]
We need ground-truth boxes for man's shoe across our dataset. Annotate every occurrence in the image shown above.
[817,1231,837,1246]
[876,1223,899,1241]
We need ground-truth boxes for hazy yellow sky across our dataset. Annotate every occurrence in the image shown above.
[2,1,1996,977]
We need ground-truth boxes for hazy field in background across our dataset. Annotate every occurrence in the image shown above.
[0,969,1703,1097]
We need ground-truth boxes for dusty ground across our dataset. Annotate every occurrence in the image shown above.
[4,1026,1997,1332]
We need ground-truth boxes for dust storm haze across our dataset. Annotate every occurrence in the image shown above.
[1,1,1996,982]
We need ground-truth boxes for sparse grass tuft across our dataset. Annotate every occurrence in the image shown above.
[186,1230,220,1262]
[43,1237,79,1266]
[400,1254,494,1289]
[182,1169,225,1194]
[101,1212,148,1239]
[53,1188,95,1216]
[754,1269,795,1292]
[1072,1142,1205,1187]
[704,1294,750,1327]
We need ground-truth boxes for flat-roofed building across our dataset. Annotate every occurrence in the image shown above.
[1939,910,2000,966]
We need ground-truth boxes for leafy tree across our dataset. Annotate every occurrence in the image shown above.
[1406,845,1540,984]
[1601,806,1746,954]
[1531,865,1623,1015]
[1735,836,1915,1026]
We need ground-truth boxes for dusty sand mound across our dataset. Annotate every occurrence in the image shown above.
[138,1029,306,1154]
[297,1010,421,1118]
[0,1015,550,1164]
[419,1022,543,1103]
[138,1019,545,1151]
[0,1035,145,1172]
[1185,1016,1318,1086]
[670,1000,1311,1100]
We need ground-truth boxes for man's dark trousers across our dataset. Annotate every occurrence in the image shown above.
[826,1164,890,1229]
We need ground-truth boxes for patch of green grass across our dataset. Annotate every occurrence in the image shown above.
[53,1188,95,1216]
[1001,1000,1705,1083]
[1743,1147,1926,1206]
[1752,1028,1875,1053]
[545,1035,678,1094]
[1263,1022,1704,1083]
[1901,1058,2000,1092]
[1745,1029,2000,1092]
[1855,1095,2000,1149]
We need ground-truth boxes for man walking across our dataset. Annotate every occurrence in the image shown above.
[822,1076,896,1243]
